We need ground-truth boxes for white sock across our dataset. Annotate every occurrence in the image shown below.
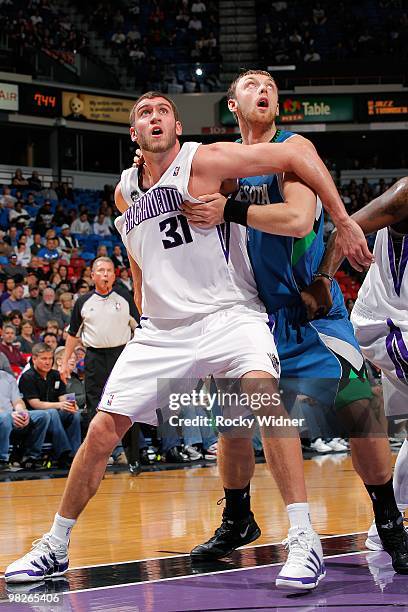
[394,439,408,515]
[49,513,76,546]
[287,502,312,530]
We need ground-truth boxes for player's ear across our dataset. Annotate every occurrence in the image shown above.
[130,127,138,142]
[228,98,238,113]
[176,121,183,136]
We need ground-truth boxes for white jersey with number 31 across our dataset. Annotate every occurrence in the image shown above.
[115,142,262,320]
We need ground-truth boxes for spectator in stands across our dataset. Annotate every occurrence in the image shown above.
[345,298,355,318]
[17,320,36,354]
[27,284,41,310]
[54,347,86,411]
[117,268,133,293]
[192,1,206,13]
[0,277,15,305]
[28,171,42,192]
[3,254,26,279]
[93,212,112,237]
[9,311,23,335]
[18,343,81,468]
[110,245,126,268]
[35,200,54,235]
[0,234,12,258]
[43,332,59,352]
[11,169,28,188]
[313,2,327,25]
[53,204,69,227]
[30,234,44,256]
[41,181,58,201]
[96,245,109,258]
[188,15,203,31]
[14,237,32,267]
[1,284,32,317]
[0,186,17,209]
[56,183,74,202]
[80,266,93,288]
[4,226,19,248]
[9,201,31,230]
[34,287,65,330]
[0,324,27,369]
[71,211,91,235]
[0,351,13,376]
[76,281,90,296]
[59,224,78,254]
[37,237,60,262]
[60,292,73,326]
[0,369,50,470]
[304,43,321,62]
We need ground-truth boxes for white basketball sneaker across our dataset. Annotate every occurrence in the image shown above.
[276,526,326,590]
[5,534,69,583]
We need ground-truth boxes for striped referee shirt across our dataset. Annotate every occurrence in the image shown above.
[68,286,138,349]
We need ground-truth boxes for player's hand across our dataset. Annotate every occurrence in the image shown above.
[181,193,227,228]
[335,217,374,272]
[300,277,333,320]
[133,148,144,167]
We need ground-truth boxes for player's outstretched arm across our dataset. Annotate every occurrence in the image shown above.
[195,140,373,270]
[182,173,316,238]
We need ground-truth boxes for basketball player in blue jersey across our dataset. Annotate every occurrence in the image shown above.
[6,91,364,586]
[183,71,408,581]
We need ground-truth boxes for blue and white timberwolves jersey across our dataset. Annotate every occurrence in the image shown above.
[236,129,342,314]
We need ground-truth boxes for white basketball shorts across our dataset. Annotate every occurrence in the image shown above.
[351,302,408,417]
[98,303,279,424]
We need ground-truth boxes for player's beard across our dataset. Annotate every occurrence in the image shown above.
[137,127,177,153]
[241,105,277,127]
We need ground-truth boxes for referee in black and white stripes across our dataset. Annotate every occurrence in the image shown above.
[61,256,139,427]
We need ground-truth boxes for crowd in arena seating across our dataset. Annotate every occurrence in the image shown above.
[1,0,89,66]
[77,0,221,92]
[0,169,400,473]
[257,0,408,65]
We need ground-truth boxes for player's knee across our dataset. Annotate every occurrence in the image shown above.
[85,413,121,457]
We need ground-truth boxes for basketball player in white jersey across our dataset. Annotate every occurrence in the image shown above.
[5,92,369,586]
[311,177,408,554]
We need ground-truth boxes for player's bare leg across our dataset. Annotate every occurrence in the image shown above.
[340,398,408,574]
[5,412,131,583]
[58,412,132,518]
[192,371,325,590]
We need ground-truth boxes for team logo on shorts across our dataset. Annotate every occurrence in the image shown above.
[106,393,115,406]
[173,166,180,176]
[267,352,280,375]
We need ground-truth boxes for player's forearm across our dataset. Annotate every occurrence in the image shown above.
[279,141,348,226]
[350,177,408,233]
[127,250,142,314]
[247,203,312,237]
[319,177,408,277]
[317,230,344,277]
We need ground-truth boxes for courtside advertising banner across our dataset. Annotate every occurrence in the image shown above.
[0,82,18,111]
[62,91,134,124]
